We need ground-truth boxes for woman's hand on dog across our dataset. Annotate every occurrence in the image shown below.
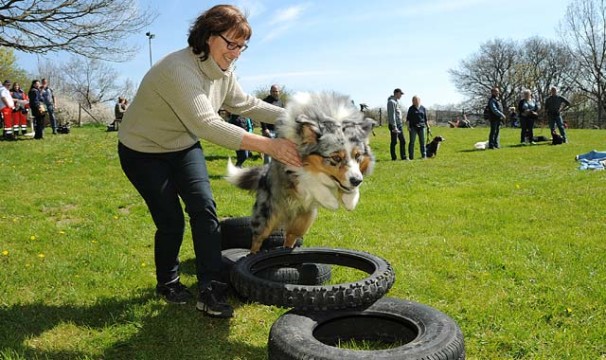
[268,138,302,167]
[241,133,302,167]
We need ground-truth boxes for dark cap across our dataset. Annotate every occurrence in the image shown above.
[394,88,403,95]
[3,80,11,86]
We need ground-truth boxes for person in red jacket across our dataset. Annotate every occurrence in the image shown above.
[1,80,16,140]
[10,82,29,136]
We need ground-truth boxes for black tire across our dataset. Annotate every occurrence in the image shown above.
[268,297,465,360]
[221,248,332,286]
[221,248,250,271]
[257,262,332,286]
[220,216,303,250]
[230,247,395,311]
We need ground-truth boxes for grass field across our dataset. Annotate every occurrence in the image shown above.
[1,124,605,359]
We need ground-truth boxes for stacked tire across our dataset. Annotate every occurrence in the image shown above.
[220,217,465,359]
[220,217,330,286]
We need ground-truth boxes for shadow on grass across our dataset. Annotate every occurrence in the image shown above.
[205,154,230,162]
[0,292,265,359]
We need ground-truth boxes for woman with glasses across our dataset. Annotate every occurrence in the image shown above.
[117,4,301,318]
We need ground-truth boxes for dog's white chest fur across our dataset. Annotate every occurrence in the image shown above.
[292,168,360,211]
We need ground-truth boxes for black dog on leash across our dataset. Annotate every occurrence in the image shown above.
[551,131,564,145]
[426,136,445,158]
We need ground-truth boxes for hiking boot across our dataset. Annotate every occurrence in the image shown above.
[197,280,234,318]
[156,280,193,304]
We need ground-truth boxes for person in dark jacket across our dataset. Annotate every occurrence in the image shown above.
[518,89,540,145]
[508,106,519,128]
[544,86,571,143]
[229,113,251,167]
[28,79,45,140]
[487,87,506,149]
[41,78,57,134]
[261,84,284,163]
[406,95,428,159]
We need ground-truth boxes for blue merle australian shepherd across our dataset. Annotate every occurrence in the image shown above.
[226,92,375,253]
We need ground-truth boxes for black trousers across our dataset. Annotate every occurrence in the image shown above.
[520,116,535,142]
[389,124,406,160]
[235,150,248,167]
[118,142,224,287]
[33,114,45,139]
[488,119,501,148]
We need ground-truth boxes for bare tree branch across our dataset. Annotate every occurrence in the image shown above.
[559,0,606,124]
[449,39,520,110]
[58,56,122,108]
[0,0,156,62]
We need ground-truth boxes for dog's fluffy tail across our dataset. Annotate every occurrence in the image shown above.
[225,158,264,191]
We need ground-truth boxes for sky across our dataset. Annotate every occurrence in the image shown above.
[16,0,573,109]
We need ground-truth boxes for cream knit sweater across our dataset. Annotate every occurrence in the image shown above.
[118,47,285,153]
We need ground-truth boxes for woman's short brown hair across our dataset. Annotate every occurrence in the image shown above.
[188,5,252,61]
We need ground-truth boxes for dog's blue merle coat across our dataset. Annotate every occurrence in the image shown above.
[226,92,375,252]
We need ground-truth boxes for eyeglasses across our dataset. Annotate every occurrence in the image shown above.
[217,34,248,52]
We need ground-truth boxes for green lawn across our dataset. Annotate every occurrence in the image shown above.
[1,125,605,359]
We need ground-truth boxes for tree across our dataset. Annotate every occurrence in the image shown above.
[0,0,155,62]
[559,0,606,126]
[516,37,576,106]
[449,39,520,111]
[0,47,29,87]
[450,37,578,118]
[60,56,123,108]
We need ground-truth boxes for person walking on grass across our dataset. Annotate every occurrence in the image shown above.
[117,4,301,318]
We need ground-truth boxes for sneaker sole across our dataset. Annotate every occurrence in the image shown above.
[158,295,187,305]
[156,292,191,305]
[196,302,233,318]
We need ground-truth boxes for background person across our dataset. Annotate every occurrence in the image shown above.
[109,96,126,131]
[228,113,251,167]
[387,88,407,160]
[545,86,571,143]
[518,89,540,145]
[28,80,46,140]
[41,78,57,134]
[1,80,16,140]
[261,84,283,163]
[10,82,29,136]
[508,106,518,128]
[406,95,428,159]
[117,5,301,318]
[487,87,506,149]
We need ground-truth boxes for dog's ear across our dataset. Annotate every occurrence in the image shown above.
[296,114,320,145]
[343,118,376,140]
[360,118,376,138]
